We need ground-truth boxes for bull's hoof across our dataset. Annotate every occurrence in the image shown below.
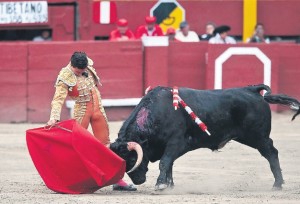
[272,186,282,191]
[167,183,174,189]
[272,183,283,190]
[272,180,284,190]
[155,184,168,191]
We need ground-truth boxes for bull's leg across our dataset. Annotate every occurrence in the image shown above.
[155,141,187,191]
[155,155,174,190]
[256,138,284,189]
[166,164,174,188]
[235,137,284,189]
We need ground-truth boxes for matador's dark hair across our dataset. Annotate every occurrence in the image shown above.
[70,51,88,69]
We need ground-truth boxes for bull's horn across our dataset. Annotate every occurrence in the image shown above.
[126,142,143,174]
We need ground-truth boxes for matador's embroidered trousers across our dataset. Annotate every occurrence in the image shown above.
[74,89,110,146]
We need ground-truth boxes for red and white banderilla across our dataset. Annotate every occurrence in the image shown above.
[172,87,211,136]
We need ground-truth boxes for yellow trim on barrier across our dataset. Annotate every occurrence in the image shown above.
[243,0,257,42]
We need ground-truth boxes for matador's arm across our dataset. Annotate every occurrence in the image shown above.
[49,81,68,121]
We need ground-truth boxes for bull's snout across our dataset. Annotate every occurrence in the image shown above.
[129,174,146,185]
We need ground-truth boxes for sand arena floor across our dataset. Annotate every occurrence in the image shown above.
[1,112,300,204]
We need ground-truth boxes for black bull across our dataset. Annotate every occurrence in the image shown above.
[110,84,300,190]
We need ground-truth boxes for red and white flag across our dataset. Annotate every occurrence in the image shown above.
[93,1,117,24]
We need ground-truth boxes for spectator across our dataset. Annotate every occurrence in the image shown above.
[166,27,177,41]
[135,16,163,39]
[246,23,270,43]
[109,18,135,41]
[209,25,236,44]
[200,22,216,41]
[175,21,200,42]
[33,30,52,41]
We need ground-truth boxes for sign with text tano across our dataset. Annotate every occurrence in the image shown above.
[0,1,48,24]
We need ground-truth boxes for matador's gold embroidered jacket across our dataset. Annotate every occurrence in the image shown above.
[49,58,107,121]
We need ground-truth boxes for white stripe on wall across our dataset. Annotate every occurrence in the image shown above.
[214,47,271,90]
[100,1,110,24]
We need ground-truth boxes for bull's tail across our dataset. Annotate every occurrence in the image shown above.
[248,84,300,120]
[247,84,272,95]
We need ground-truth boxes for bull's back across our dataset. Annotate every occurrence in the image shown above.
[145,86,271,124]
[178,86,271,133]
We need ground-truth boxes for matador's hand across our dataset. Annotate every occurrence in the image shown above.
[47,119,57,126]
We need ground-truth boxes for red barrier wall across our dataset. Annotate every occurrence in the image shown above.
[277,45,300,97]
[168,42,208,89]
[0,41,300,123]
[0,43,28,123]
[144,42,208,89]
[144,46,169,88]
[276,44,300,112]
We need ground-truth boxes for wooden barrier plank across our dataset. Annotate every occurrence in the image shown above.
[221,55,264,89]
[0,52,27,98]
[0,44,28,122]
[27,83,70,123]
[277,45,300,98]
[168,42,208,89]
[0,43,27,71]
[144,46,169,88]
[0,70,27,84]
[0,84,26,97]
[0,97,27,123]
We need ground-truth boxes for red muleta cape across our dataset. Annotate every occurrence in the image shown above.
[26,119,125,194]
